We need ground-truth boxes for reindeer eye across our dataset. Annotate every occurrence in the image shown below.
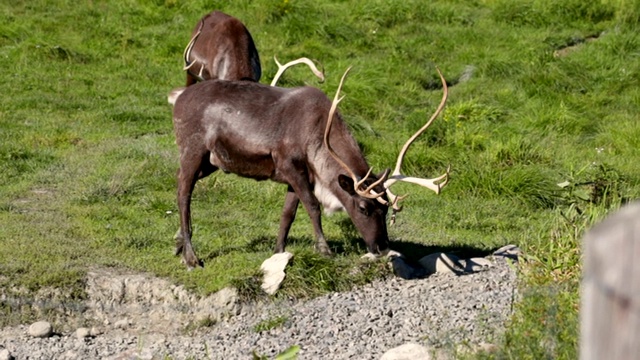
[357,201,370,216]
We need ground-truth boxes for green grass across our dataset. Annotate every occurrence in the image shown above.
[1,0,639,358]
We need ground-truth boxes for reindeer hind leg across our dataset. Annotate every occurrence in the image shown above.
[275,186,299,253]
[280,163,332,256]
[175,151,217,268]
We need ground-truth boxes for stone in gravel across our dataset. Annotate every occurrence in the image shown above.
[76,327,91,339]
[260,252,293,295]
[460,257,493,272]
[477,342,499,353]
[108,348,154,360]
[419,252,465,275]
[28,321,53,338]
[114,319,129,329]
[0,349,13,360]
[389,256,428,280]
[493,244,521,260]
[380,342,432,360]
[90,326,103,336]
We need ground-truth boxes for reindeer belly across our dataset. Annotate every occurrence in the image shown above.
[209,139,275,180]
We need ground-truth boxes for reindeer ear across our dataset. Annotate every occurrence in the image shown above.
[338,174,357,195]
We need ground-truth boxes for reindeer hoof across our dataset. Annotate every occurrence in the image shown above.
[315,243,333,256]
[181,256,204,269]
[174,229,184,255]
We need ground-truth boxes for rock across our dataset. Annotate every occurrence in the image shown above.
[0,349,13,360]
[477,342,499,353]
[460,257,493,272]
[114,319,129,329]
[84,269,239,335]
[90,326,103,336]
[28,321,53,338]
[76,327,91,339]
[361,253,379,261]
[493,244,521,261]
[260,252,293,295]
[108,348,154,360]
[385,250,403,259]
[419,253,465,275]
[389,257,428,280]
[381,343,431,360]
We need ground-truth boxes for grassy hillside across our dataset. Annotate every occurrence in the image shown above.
[1,0,638,358]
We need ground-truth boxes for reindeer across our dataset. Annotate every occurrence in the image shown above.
[168,67,449,268]
[183,11,261,85]
[183,11,323,86]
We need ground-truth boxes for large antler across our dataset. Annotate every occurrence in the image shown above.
[384,67,450,223]
[324,67,388,199]
[270,56,325,86]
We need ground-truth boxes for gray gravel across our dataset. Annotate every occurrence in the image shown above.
[0,256,516,360]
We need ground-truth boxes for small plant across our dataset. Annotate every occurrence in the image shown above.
[253,345,300,360]
[253,315,288,333]
[230,272,265,303]
[183,316,217,334]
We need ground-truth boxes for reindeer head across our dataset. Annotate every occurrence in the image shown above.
[325,66,450,237]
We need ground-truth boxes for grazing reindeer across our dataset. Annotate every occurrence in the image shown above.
[168,67,449,268]
[183,11,324,86]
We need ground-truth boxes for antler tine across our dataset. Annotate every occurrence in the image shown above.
[270,56,326,86]
[324,66,356,182]
[390,66,448,177]
[183,20,204,71]
[357,168,390,196]
[324,67,386,200]
[382,67,450,222]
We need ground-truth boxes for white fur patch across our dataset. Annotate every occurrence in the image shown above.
[168,87,186,105]
[314,183,344,214]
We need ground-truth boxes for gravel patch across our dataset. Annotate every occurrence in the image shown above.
[0,256,517,359]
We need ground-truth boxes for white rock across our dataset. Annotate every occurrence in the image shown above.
[381,343,431,360]
[493,244,521,260]
[460,257,493,272]
[76,327,91,339]
[28,321,53,338]
[418,252,464,274]
[361,253,379,261]
[0,349,13,360]
[389,256,427,280]
[90,326,103,336]
[477,342,499,353]
[260,252,293,295]
[385,250,404,259]
[114,319,130,329]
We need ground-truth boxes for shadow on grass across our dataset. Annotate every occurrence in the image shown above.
[197,219,500,264]
[333,217,500,262]
[198,235,317,263]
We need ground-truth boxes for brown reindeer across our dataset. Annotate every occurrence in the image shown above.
[183,11,324,86]
[168,67,449,268]
[183,11,261,85]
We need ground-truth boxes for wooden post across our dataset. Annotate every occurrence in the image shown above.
[581,201,640,360]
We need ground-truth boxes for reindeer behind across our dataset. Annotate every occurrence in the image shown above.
[183,11,262,85]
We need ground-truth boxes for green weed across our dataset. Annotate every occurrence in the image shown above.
[253,315,288,333]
